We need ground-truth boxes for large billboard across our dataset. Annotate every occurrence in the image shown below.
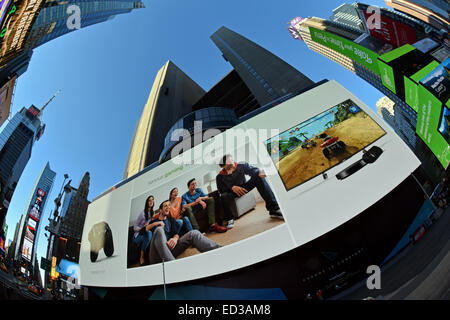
[21,187,46,262]
[416,58,450,169]
[0,75,15,126]
[0,0,45,69]
[79,81,420,288]
[0,0,12,27]
[356,3,427,48]
[309,27,381,75]
[287,17,304,40]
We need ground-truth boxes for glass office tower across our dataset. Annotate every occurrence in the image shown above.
[25,0,145,49]
[0,106,45,232]
[124,26,315,179]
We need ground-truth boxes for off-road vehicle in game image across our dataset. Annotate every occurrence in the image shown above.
[301,139,317,149]
[319,133,346,159]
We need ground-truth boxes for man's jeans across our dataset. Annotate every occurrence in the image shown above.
[176,216,193,235]
[184,197,216,230]
[220,175,279,221]
[148,227,221,264]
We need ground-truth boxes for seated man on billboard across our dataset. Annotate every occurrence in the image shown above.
[216,154,283,229]
[148,200,221,264]
[182,178,227,233]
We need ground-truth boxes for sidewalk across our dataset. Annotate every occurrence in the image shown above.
[335,205,450,300]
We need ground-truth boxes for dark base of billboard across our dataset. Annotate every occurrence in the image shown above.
[87,173,426,300]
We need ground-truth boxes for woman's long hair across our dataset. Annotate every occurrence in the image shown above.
[169,188,178,201]
[144,195,154,221]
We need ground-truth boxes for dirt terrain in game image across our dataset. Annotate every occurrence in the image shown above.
[277,113,385,190]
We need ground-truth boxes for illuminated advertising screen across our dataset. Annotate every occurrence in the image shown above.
[265,100,386,190]
[0,236,5,253]
[79,81,421,288]
[416,58,450,168]
[0,0,12,27]
[29,205,40,221]
[27,218,36,231]
[356,3,426,48]
[24,227,34,242]
[37,188,46,197]
[22,238,33,261]
[438,106,450,144]
[0,0,46,69]
[309,27,381,75]
[56,259,79,279]
[287,17,303,40]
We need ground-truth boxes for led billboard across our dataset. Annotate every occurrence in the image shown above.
[79,81,421,288]
[265,99,386,190]
[416,58,450,168]
[356,3,427,48]
[287,17,303,40]
[0,0,12,27]
[309,27,381,75]
[0,0,45,69]
[20,186,47,263]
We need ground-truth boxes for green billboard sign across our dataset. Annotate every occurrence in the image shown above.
[416,58,450,169]
[309,27,380,75]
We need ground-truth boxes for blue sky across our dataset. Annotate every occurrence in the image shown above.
[2,0,387,280]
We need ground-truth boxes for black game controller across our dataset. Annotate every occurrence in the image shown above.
[88,221,114,263]
[336,146,383,180]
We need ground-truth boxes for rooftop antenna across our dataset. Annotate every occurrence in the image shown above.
[38,89,61,117]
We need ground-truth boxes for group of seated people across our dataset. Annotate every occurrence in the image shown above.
[132,154,284,265]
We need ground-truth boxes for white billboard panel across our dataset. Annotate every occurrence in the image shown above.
[80,81,420,287]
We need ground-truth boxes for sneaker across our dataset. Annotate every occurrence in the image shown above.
[226,219,235,229]
[269,209,284,220]
[209,223,227,233]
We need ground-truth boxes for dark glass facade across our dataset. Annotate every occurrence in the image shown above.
[159,107,238,162]
[0,107,43,235]
[26,0,145,49]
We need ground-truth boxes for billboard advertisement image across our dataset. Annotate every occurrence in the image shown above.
[309,27,381,75]
[0,0,45,69]
[79,81,421,289]
[0,0,12,27]
[416,58,450,168]
[266,99,386,190]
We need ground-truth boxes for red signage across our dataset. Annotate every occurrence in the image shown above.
[361,11,417,48]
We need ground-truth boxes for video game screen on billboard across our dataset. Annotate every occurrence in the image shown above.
[265,99,386,190]
[79,81,421,288]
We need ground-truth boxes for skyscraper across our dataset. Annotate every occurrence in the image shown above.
[376,96,396,128]
[124,26,315,179]
[330,3,366,32]
[210,26,315,107]
[25,0,145,49]
[0,105,46,231]
[44,172,90,289]
[17,162,56,277]
[123,61,206,179]
[59,172,90,244]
